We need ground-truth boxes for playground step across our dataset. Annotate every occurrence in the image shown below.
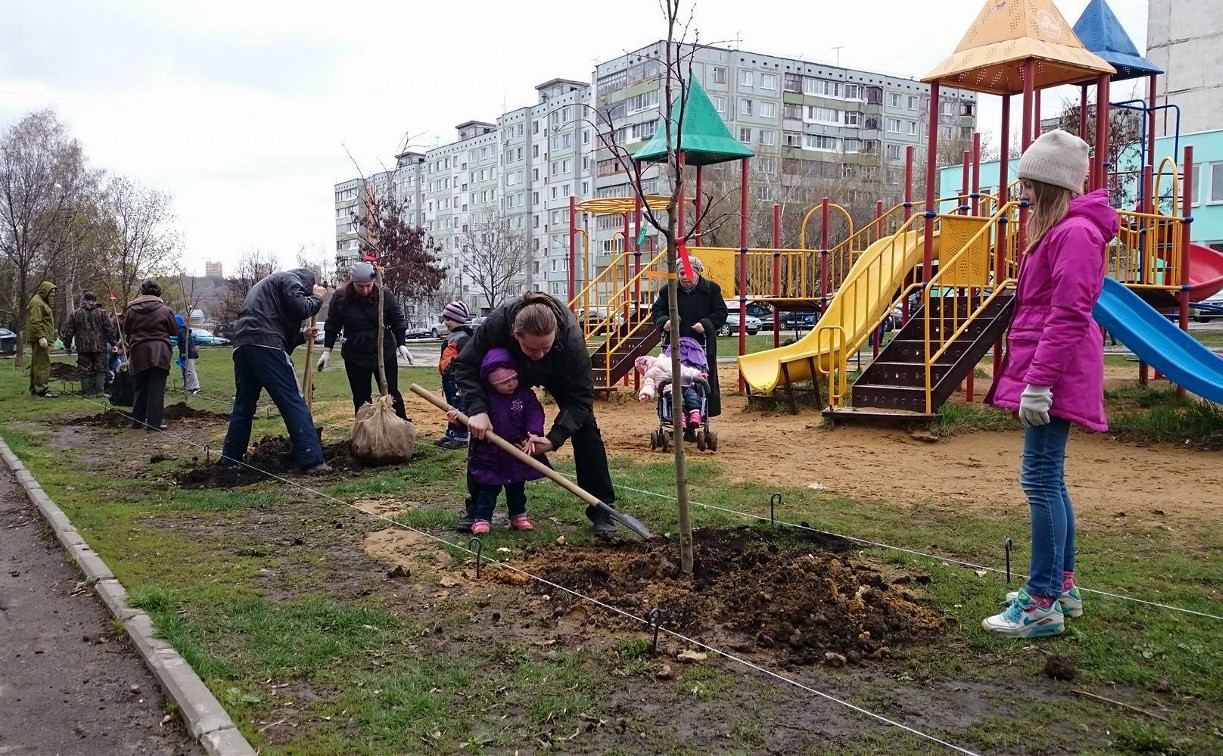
[850,384,929,413]
[823,405,937,424]
[590,325,662,390]
[863,361,958,385]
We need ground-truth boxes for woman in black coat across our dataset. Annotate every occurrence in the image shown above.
[649,255,729,416]
[316,262,411,419]
[123,279,178,431]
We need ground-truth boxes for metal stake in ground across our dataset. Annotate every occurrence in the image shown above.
[1004,537,1013,585]
[408,384,653,539]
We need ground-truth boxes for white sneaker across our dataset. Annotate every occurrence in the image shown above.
[1006,586,1083,618]
[983,589,1064,638]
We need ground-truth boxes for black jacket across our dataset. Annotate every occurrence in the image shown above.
[232,269,323,353]
[323,284,406,367]
[454,295,593,451]
[650,276,729,415]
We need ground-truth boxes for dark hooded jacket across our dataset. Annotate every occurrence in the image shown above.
[323,284,407,367]
[233,269,324,353]
[467,347,548,486]
[650,276,728,415]
[124,295,177,374]
[64,300,119,353]
[454,294,593,451]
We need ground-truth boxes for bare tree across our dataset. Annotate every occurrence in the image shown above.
[0,110,96,366]
[459,211,530,311]
[1052,96,1142,207]
[215,249,278,335]
[97,176,180,303]
[592,0,700,574]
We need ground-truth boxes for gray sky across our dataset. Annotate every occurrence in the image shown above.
[0,0,1148,274]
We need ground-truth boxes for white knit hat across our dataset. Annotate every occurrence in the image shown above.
[1017,130,1090,193]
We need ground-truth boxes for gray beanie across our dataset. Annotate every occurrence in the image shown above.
[1017,130,1090,193]
[349,262,376,283]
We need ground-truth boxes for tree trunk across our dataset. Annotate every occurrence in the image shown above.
[666,207,694,576]
[374,266,387,396]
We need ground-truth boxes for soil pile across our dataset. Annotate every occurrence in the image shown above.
[49,363,82,380]
[76,402,228,429]
[516,526,944,665]
[175,435,368,488]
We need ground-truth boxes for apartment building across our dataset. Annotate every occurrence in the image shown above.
[333,150,426,272]
[591,42,978,255]
[1147,0,1223,137]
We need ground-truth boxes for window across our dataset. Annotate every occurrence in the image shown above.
[760,101,777,119]
[887,118,901,132]
[843,138,861,153]
[1210,163,1223,203]
[759,157,778,174]
[807,106,841,124]
[782,130,802,148]
[758,184,772,200]
[783,103,802,119]
[739,127,752,143]
[532,144,539,158]
[626,89,659,114]
[889,93,902,107]
[760,73,778,91]
[942,100,955,116]
[844,111,860,127]
[784,73,802,93]
[581,180,589,195]
[907,95,919,110]
[844,83,862,100]
[712,95,726,114]
[804,134,837,151]
[740,98,753,116]
[759,130,776,146]
[886,143,903,160]
[739,70,753,87]
[711,66,726,84]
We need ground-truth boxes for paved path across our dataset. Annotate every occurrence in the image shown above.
[0,470,198,755]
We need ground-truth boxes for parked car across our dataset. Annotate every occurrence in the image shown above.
[778,311,817,332]
[0,327,16,355]
[191,328,230,347]
[1191,290,1223,322]
[470,316,487,330]
[314,321,327,345]
[719,312,762,336]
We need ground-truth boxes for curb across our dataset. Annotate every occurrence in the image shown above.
[0,438,256,756]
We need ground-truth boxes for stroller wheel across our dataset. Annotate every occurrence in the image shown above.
[707,429,718,451]
[660,432,671,452]
[649,429,658,450]
[696,431,707,451]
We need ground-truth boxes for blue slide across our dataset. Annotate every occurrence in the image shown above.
[1093,278,1223,403]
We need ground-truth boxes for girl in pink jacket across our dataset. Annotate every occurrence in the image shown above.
[982,130,1118,639]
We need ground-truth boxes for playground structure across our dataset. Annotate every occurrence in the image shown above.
[566,0,1223,415]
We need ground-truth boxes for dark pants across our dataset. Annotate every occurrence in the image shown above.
[345,358,406,419]
[571,416,616,524]
[131,367,169,430]
[473,481,527,521]
[78,351,108,393]
[441,372,467,441]
[221,346,323,470]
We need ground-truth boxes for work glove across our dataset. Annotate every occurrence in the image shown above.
[177,355,186,369]
[397,345,413,365]
[38,337,48,349]
[316,349,331,372]
[1018,385,1053,427]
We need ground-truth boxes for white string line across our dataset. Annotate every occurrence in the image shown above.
[42,387,979,754]
[594,478,1223,622]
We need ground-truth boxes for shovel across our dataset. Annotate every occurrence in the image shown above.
[409,384,653,539]
[302,315,323,444]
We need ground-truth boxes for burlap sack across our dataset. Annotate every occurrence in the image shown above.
[351,394,417,465]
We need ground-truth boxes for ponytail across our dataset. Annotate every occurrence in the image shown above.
[513,292,559,337]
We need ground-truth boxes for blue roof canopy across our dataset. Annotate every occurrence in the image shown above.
[1072,0,1162,81]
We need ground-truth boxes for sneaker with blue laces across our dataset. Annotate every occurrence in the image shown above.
[982,589,1065,638]
[1006,586,1083,618]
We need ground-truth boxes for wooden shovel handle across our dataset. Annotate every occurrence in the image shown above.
[408,383,602,508]
[303,315,316,412]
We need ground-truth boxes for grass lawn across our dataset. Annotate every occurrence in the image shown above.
[1,345,1220,754]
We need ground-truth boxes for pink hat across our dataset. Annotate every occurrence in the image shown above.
[488,366,517,386]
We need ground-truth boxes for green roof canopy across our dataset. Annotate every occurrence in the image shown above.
[632,77,754,166]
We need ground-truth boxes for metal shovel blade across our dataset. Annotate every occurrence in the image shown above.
[593,501,653,539]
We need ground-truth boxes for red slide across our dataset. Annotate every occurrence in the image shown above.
[1186,243,1223,302]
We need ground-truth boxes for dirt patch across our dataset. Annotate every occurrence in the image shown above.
[49,362,82,380]
[363,527,454,580]
[173,435,368,488]
[74,401,229,428]
[514,526,944,666]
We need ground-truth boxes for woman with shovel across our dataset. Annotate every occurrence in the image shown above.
[315,262,412,420]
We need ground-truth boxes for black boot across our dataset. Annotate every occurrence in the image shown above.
[456,497,477,532]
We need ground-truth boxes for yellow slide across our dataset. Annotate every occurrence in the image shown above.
[739,229,936,393]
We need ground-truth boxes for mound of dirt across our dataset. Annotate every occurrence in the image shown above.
[174,434,369,489]
[515,527,944,665]
[50,362,82,380]
[76,402,228,428]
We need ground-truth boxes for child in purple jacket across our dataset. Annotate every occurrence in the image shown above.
[448,346,547,534]
[982,130,1118,639]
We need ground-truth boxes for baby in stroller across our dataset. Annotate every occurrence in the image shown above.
[635,337,717,450]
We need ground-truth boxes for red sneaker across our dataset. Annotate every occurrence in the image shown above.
[471,520,491,535]
[509,515,534,531]
[687,409,701,429]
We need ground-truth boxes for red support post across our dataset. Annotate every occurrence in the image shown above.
[1019,62,1035,256]
[772,202,781,348]
[971,131,981,216]
[1079,84,1089,142]
[1178,146,1194,398]
[922,82,940,283]
[633,194,643,395]
[995,95,1011,375]
[820,196,830,303]
[1033,89,1042,138]
[873,199,885,356]
[1095,74,1110,192]
[1146,74,1158,214]
[621,211,631,386]
[738,158,749,391]
[568,195,577,307]
[960,150,970,215]
[903,144,915,322]
[694,166,703,246]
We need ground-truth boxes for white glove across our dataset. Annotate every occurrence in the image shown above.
[316,349,330,372]
[397,345,414,365]
[38,337,48,349]
[1018,385,1053,427]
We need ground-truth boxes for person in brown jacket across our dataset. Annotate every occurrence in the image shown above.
[123,279,178,431]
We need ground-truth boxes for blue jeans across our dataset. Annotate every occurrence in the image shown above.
[681,385,701,414]
[1020,418,1076,599]
[473,482,526,521]
[441,372,467,442]
[221,346,324,469]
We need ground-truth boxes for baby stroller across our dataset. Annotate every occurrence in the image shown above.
[649,376,718,452]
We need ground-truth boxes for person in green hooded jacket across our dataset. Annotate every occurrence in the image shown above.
[26,281,58,398]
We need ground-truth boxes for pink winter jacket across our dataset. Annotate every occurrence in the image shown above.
[634,355,701,401]
[985,189,1119,432]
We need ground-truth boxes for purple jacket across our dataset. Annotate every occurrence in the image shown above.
[986,189,1119,432]
[468,347,549,486]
